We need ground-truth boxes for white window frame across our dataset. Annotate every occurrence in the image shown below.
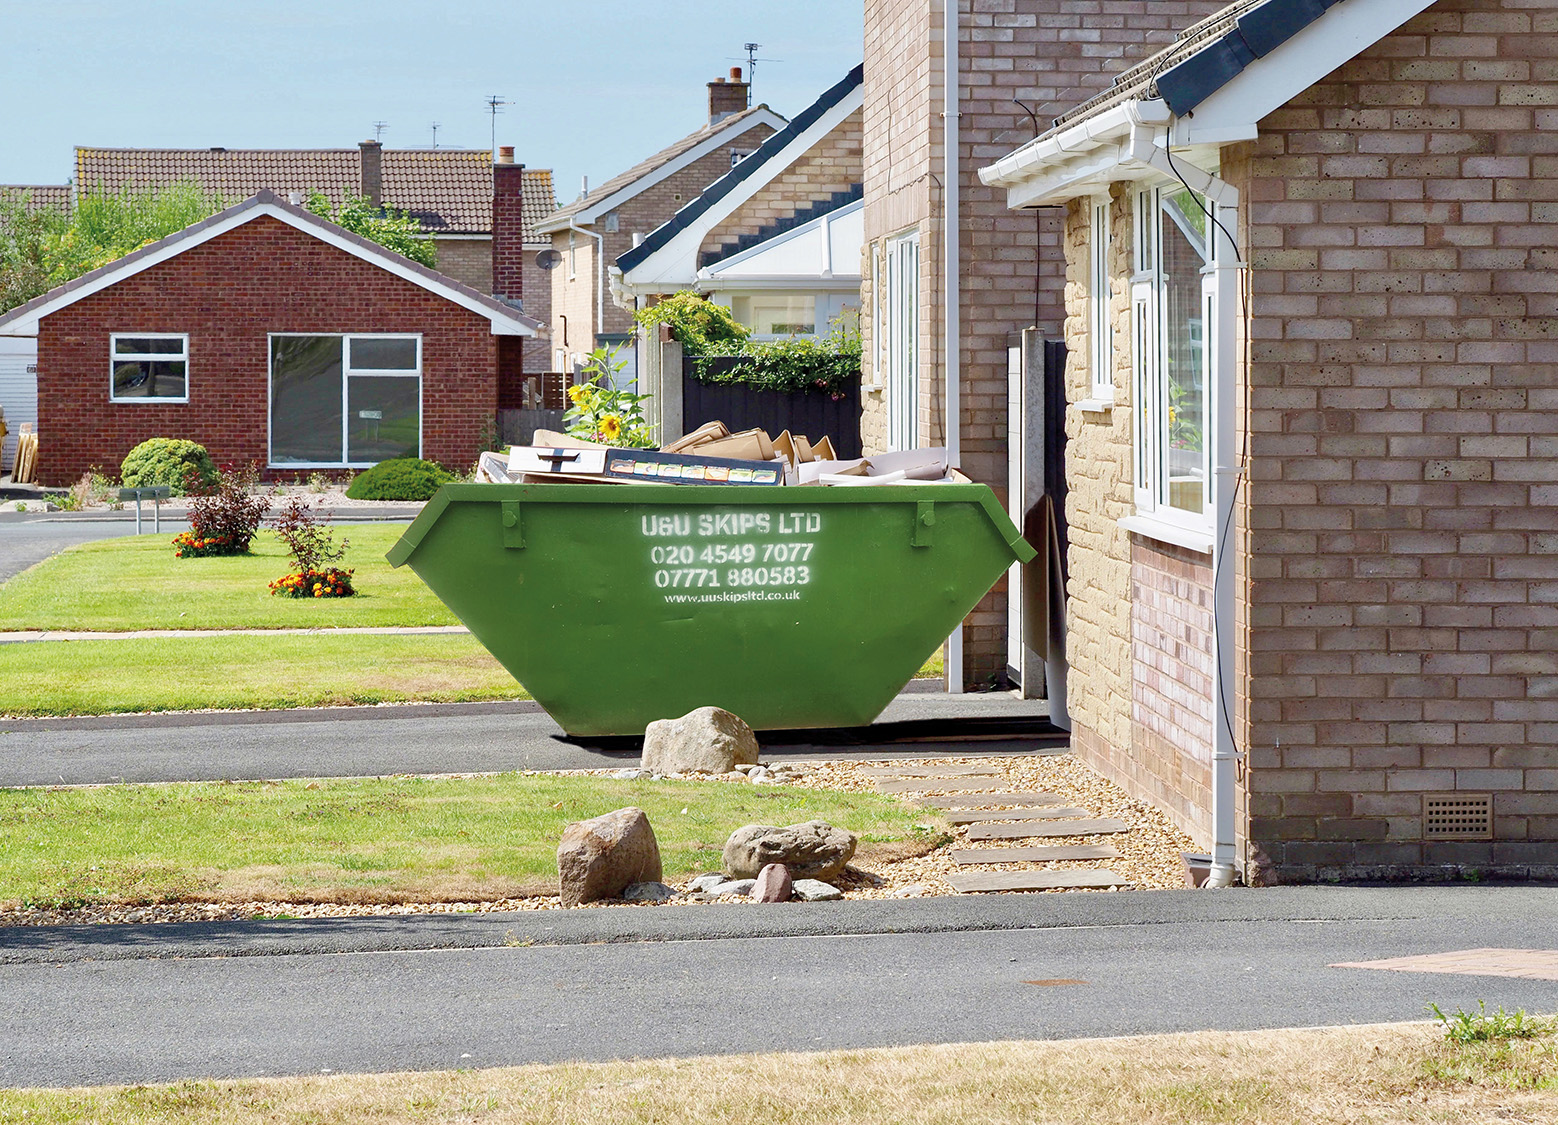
[1128,182,1215,541]
[884,229,920,452]
[267,333,423,469]
[1086,197,1114,407]
[109,333,189,404]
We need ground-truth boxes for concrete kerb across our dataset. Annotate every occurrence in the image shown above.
[2,884,1550,967]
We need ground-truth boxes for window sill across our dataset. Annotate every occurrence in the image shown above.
[1118,514,1214,555]
[1076,398,1113,414]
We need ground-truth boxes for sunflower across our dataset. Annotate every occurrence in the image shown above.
[599,414,623,442]
[566,383,590,405]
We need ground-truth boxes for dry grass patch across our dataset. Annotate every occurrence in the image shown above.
[4,1021,1556,1124]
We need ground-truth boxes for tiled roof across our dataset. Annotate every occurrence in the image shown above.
[537,104,782,233]
[0,184,72,217]
[74,147,557,241]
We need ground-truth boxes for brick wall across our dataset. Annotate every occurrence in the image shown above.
[1237,0,1558,882]
[433,236,491,292]
[36,214,498,485]
[550,120,778,360]
[861,0,1227,687]
[704,109,864,257]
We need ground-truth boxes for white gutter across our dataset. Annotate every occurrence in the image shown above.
[943,0,963,694]
[567,219,606,338]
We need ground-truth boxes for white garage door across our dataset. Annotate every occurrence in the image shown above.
[0,335,39,473]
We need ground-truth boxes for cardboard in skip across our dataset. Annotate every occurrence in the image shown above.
[508,444,783,486]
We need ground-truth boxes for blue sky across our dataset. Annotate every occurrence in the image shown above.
[0,1,864,205]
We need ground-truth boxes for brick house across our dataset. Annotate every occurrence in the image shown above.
[858,0,1229,692]
[534,71,783,383]
[980,0,1558,883]
[0,190,538,487]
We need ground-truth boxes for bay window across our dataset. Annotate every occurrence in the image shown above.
[1131,184,1214,535]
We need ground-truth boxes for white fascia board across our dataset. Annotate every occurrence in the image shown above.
[978,101,1156,191]
[0,203,536,338]
[696,277,860,292]
[535,108,788,235]
[1181,0,1438,145]
[623,92,863,288]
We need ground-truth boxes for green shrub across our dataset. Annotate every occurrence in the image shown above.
[344,458,455,502]
[119,438,217,495]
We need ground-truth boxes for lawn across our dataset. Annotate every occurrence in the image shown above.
[0,632,527,717]
[0,773,937,908]
[2,1021,1554,1123]
[0,524,455,631]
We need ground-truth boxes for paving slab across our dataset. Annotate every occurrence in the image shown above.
[941,807,1093,825]
[914,793,1067,810]
[947,868,1131,893]
[965,818,1130,841]
[949,843,1122,865]
[874,776,1011,795]
[858,763,1004,778]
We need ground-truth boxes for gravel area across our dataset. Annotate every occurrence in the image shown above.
[0,754,1197,928]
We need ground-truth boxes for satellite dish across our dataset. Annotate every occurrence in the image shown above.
[536,249,562,270]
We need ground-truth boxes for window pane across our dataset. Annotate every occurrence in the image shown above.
[347,376,420,463]
[271,336,344,464]
[348,337,417,371]
[115,336,183,356]
[113,360,186,398]
[732,295,816,336]
[1160,190,1208,514]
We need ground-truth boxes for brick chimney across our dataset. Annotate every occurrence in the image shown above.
[358,139,383,206]
[708,67,748,124]
[492,146,525,305]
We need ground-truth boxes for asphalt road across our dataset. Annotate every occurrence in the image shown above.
[0,692,1061,786]
[3,886,1555,1087]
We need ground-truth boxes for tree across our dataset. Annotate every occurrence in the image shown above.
[303,191,437,269]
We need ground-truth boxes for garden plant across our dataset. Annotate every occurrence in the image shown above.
[173,462,271,558]
[119,437,217,495]
[563,347,656,447]
[344,457,454,501]
[268,496,354,598]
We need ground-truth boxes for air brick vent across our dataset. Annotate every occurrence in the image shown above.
[1424,794,1493,840]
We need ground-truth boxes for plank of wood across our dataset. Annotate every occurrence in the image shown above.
[874,776,1009,794]
[942,807,1092,825]
[965,818,1130,841]
[914,792,1067,810]
[859,763,1004,778]
[948,844,1121,865]
[948,868,1130,893]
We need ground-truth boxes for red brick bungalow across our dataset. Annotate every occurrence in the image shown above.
[0,189,539,486]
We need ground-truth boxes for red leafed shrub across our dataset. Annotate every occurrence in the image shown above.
[177,462,271,557]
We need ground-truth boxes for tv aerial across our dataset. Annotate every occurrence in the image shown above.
[729,42,781,104]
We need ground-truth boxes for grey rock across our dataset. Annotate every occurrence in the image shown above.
[610,768,646,780]
[641,707,760,776]
[687,873,726,893]
[622,881,675,903]
[722,820,857,881]
[792,879,843,902]
[708,878,756,897]
[751,863,793,903]
[891,884,930,898]
[556,807,662,908]
[747,766,772,783]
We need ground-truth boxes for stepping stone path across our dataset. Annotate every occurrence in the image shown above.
[863,761,1133,895]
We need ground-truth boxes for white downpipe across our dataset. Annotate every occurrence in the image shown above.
[567,219,606,339]
[943,0,964,695]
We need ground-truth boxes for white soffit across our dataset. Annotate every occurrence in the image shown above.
[699,198,863,287]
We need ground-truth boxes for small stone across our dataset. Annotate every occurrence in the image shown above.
[610,768,645,780]
[622,881,675,903]
[709,879,756,897]
[720,771,749,783]
[751,863,792,903]
[792,879,843,902]
[556,807,662,908]
[747,767,772,783]
[723,820,857,881]
[687,873,726,893]
[641,706,760,776]
[892,884,929,898]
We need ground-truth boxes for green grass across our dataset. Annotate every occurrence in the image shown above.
[0,524,456,631]
[0,774,938,908]
[0,633,527,717]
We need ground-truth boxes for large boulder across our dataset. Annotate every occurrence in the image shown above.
[557,806,662,907]
[641,706,760,775]
[722,820,857,881]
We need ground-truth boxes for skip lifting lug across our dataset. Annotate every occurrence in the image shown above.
[913,500,935,548]
[501,501,525,549]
